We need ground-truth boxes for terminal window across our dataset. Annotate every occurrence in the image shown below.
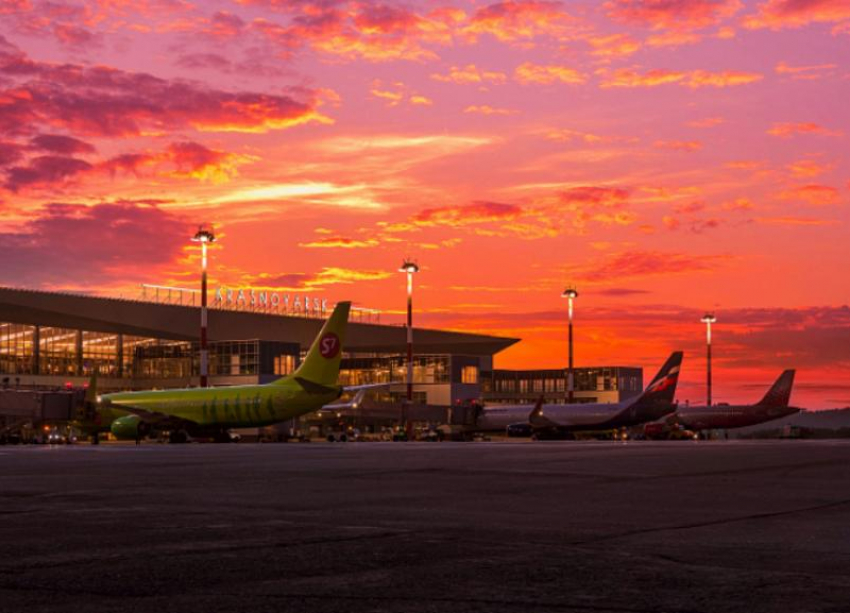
[461,365,479,384]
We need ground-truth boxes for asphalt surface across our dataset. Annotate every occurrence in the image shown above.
[1,440,850,613]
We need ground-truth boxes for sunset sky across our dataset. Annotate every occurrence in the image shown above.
[1,0,848,408]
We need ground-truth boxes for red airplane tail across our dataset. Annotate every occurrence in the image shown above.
[758,370,795,407]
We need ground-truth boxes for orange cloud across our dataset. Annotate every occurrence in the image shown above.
[646,30,702,46]
[370,81,432,107]
[464,1,580,43]
[725,160,765,170]
[409,95,433,106]
[744,0,850,30]
[412,201,523,227]
[545,129,616,144]
[654,140,703,152]
[571,250,729,283]
[430,64,508,85]
[588,33,641,57]
[780,184,842,206]
[767,122,843,138]
[251,4,458,64]
[606,0,743,30]
[775,61,838,79]
[600,68,762,88]
[515,62,585,85]
[547,186,636,228]
[721,197,756,211]
[299,237,380,249]
[464,105,518,115]
[787,159,830,178]
[3,141,248,192]
[687,70,764,87]
[757,216,839,226]
[688,116,725,128]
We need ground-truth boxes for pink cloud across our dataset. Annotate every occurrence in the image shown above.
[569,250,730,282]
[464,1,579,42]
[0,35,327,137]
[205,11,246,40]
[606,0,743,30]
[745,0,850,30]
[30,134,96,155]
[0,201,187,286]
[5,155,93,191]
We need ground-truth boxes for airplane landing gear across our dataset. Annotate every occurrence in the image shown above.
[168,430,188,444]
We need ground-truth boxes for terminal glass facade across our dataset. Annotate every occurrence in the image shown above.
[484,367,643,404]
[0,323,35,375]
[39,327,78,377]
[338,355,451,387]
[0,321,300,385]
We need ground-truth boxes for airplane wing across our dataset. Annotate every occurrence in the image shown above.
[106,404,199,430]
[320,388,369,413]
[342,382,393,393]
[528,396,557,427]
[318,383,392,413]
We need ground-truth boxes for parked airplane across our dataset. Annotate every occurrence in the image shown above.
[671,369,800,432]
[90,301,355,442]
[475,351,683,438]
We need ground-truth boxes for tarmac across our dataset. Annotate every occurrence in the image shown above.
[1,440,850,613]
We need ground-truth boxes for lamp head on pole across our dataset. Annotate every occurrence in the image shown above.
[399,259,419,274]
[192,225,216,244]
[562,287,578,319]
[701,313,716,325]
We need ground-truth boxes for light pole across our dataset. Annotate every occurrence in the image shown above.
[399,259,419,434]
[562,287,578,403]
[701,313,716,406]
[192,226,215,387]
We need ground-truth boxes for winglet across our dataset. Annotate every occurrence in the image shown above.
[528,396,554,427]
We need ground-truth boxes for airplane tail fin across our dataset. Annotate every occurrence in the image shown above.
[281,301,351,388]
[635,351,684,408]
[758,369,795,407]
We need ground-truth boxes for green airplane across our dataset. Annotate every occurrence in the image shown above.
[90,300,353,443]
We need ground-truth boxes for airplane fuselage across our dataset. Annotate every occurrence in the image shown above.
[100,381,340,430]
[675,404,800,431]
[533,400,675,431]
[477,399,676,432]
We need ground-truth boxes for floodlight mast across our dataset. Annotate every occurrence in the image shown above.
[562,287,579,403]
[192,226,215,388]
[701,313,717,406]
[399,259,419,436]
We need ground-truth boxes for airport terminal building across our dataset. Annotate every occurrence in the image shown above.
[0,286,642,426]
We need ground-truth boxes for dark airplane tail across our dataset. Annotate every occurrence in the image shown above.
[757,370,795,407]
[634,351,684,409]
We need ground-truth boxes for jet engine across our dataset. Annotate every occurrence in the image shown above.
[110,415,150,440]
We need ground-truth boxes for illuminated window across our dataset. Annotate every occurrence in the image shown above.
[274,355,296,375]
[461,365,479,384]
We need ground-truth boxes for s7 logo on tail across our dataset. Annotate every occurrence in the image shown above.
[319,333,340,359]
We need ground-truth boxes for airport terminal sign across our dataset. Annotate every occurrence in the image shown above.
[214,287,328,317]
